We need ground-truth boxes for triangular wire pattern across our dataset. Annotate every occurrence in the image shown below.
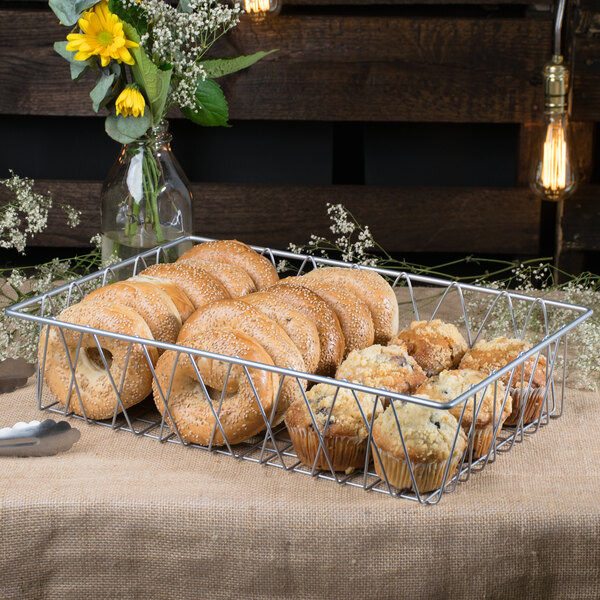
[5,236,592,505]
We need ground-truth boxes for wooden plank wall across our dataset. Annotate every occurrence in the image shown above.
[0,0,598,267]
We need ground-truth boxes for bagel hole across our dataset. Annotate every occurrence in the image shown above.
[205,386,237,402]
[86,347,113,370]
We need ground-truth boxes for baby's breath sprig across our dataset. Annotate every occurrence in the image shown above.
[131,0,242,112]
[0,173,103,363]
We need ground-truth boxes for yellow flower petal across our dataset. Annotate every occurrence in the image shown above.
[115,86,146,118]
[63,0,138,65]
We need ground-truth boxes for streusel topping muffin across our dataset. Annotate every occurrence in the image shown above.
[459,336,546,389]
[459,337,547,425]
[371,394,466,492]
[285,383,383,472]
[416,368,512,458]
[373,397,466,463]
[416,368,512,429]
[285,383,382,439]
[390,319,468,376]
[336,344,426,395]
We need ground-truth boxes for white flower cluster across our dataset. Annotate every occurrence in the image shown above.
[62,204,81,229]
[0,173,96,363]
[129,0,242,110]
[1,172,53,253]
[281,204,378,272]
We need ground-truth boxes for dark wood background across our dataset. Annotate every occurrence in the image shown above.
[0,0,598,273]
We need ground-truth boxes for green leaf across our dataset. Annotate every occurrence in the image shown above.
[120,21,141,44]
[105,111,151,144]
[54,41,90,81]
[123,23,172,125]
[90,72,117,113]
[181,79,230,128]
[108,0,147,36]
[200,50,278,80]
[49,0,96,26]
[178,0,193,13]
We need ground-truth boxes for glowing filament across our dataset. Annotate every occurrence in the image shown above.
[540,122,567,191]
[244,0,274,13]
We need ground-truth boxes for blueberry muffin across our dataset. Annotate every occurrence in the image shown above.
[459,337,547,426]
[371,395,467,494]
[284,383,383,473]
[390,319,468,376]
[336,344,426,398]
[416,369,512,459]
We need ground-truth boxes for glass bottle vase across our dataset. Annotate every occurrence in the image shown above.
[100,120,193,264]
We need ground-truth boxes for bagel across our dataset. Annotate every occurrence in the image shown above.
[280,277,375,357]
[261,285,345,377]
[301,267,399,344]
[39,302,158,420]
[128,275,195,322]
[240,293,320,374]
[83,280,182,349]
[153,329,279,446]
[178,299,306,425]
[138,262,230,309]
[176,258,256,298]
[179,240,279,290]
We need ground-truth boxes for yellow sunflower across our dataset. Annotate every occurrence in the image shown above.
[66,1,138,67]
[115,85,146,118]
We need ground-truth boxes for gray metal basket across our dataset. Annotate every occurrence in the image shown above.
[5,236,593,504]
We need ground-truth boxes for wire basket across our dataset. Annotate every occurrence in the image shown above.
[5,236,593,504]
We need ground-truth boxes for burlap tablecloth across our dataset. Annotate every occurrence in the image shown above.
[0,377,599,600]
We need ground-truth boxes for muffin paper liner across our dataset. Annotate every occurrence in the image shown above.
[372,447,463,494]
[287,426,367,472]
[505,386,547,427]
[471,422,500,459]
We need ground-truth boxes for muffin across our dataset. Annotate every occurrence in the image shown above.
[371,395,467,494]
[284,383,383,473]
[459,337,547,426]
[416,369,512,459]
[336,344,426,398]
[390,319,468,376]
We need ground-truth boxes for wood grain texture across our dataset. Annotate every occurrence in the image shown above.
[0,9,555,122]
[1,180,542,254]
[286,0,540,3]
[562,185,600,252]
[572,4,600,122]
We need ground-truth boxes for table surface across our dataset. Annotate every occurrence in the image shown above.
[0,376,599,600]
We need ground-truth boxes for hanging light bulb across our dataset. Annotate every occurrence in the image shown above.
[530,0,577,202]
[243,0,281,19]
[530,56,577,201]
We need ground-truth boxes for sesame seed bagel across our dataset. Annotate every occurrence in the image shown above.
[176,258,257,298]
[39,302,158,420]
[281,277,375,357]
[179,240,279,290]
[128,275,195,322]
[83,281,182,349]
[302,267,399,345]
[240,293,321,374]
[178,299,307,425]
[153,328,278,446]
[138,262,230,309]
[262,284,345,377]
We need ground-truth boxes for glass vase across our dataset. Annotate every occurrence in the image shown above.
[100,120,193,264]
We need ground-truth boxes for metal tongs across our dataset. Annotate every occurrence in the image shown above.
[0,419,81,457]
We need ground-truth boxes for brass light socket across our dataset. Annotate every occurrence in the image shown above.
[544,55,569,113]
